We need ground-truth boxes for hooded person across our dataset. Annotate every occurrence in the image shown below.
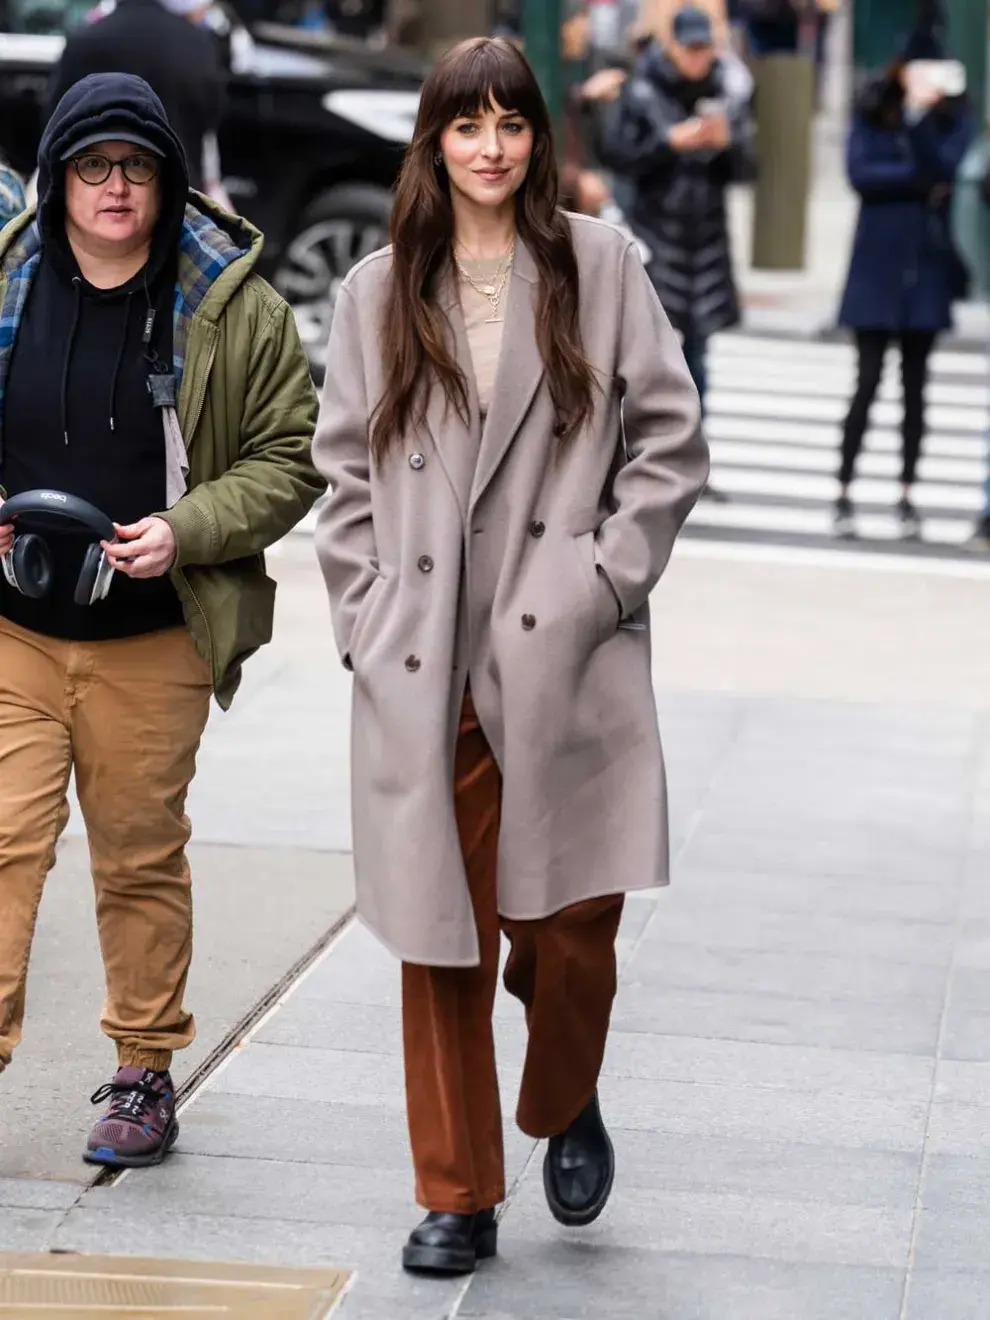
[0,73,324,1166]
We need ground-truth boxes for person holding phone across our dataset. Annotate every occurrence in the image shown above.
[833,16,972,540]
[597,5,755,480]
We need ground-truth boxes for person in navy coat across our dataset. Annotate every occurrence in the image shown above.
[834,42,972,539]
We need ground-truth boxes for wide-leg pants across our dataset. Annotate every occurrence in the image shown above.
[401,693,624,1214]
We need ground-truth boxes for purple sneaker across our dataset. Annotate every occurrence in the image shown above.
[84,1067,178,1168]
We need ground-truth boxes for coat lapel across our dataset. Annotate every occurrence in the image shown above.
[469,241,542,513]
[425,266,480,522]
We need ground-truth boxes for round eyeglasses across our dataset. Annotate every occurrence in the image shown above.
[70,153,160,187]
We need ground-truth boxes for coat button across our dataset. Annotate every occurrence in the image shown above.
[417,555,434,573]
[409,453,425,470]
[529,520,546,538]
[405,654,421,672]
[521,614,536,631]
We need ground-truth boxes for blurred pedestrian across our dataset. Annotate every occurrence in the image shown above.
[736,0,836,106]
[833,30,972,539]
[967,156,990,552]
[48,0,225,193]
[970,471,990,551]
[314,36,708,1276]
[0,154,25,228]
[597,7,755,434]
[0,74,322,1165]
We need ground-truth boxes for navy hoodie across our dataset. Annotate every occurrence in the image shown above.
[1,73,189,641]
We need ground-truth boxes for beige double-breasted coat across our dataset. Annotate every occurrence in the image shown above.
[313,213,709,966]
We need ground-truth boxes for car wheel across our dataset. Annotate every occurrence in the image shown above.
[274,183,391,364]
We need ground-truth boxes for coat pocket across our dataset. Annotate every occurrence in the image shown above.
[348,574,387,665]
[573,531,620,645]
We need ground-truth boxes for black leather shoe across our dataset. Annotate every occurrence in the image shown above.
[402,1208,497,1275]
[543,1092,615,1227]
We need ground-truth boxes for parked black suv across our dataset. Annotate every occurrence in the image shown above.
[0,0,424,352]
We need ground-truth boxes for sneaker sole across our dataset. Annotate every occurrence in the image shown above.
[543,1130,616,1228]
[83,1117,179,1169]
[402,1227,497,1276]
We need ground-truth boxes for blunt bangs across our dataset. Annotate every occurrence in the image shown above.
[419,38,549,140]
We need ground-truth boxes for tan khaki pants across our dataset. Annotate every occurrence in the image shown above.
[0,618,212,1073]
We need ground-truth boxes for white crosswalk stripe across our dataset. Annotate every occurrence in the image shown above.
[689,331,990,557]
[291,330,990,559]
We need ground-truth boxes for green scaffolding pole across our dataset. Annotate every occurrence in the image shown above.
[522,0,565,128]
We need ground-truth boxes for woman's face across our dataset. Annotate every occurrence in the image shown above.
[64,139,161,254]
[439,98,534,212]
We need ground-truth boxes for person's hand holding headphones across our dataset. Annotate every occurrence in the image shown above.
[0,493,177,604]
[103,517,176,579]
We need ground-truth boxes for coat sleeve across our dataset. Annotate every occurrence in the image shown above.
[597,77,677,177]
[712,97,758,185]
[595,242,710,617]
[846,119,921,197]
[908,109,973,184]
[161,290,324,566]
[311,284,379,670]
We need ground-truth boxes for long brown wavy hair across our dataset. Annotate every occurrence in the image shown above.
[370,37,597,462]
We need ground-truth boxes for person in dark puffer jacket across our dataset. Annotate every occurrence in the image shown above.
[597,6,755,421]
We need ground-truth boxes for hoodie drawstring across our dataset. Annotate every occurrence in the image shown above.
[108,292,134,434]
[61,277,83,445]
[61,283,135,442]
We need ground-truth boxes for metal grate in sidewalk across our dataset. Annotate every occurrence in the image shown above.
[0,1252,350,1317]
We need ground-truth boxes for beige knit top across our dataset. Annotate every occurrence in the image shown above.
[457,256,509,421]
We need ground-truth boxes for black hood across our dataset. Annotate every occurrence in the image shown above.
[37,72,190,281]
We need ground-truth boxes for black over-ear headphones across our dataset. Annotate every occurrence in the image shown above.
[0,490,116,606]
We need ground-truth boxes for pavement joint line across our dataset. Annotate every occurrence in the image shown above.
[447,1270,479,1318]
[102,908,359,1192]
[896,713,987,1320]
[671,536,990,578]
[452,717,746,1312]
[325,1266,359,1317]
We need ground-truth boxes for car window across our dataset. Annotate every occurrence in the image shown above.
[0,0,97,33]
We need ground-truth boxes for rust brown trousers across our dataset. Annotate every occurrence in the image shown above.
[402,693,624,1214]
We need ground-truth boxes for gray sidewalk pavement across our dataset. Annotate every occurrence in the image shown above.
[3,535,990,1319]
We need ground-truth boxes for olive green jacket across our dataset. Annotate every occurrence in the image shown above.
[0,196,324,708]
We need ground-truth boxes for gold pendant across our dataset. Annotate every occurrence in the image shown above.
[480,284,495,296]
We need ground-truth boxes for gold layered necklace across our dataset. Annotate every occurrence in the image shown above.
[454,240,516,323]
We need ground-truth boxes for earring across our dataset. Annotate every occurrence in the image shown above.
[435,151,443,167]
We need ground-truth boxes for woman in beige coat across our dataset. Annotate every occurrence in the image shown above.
[313,36,708,1277]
